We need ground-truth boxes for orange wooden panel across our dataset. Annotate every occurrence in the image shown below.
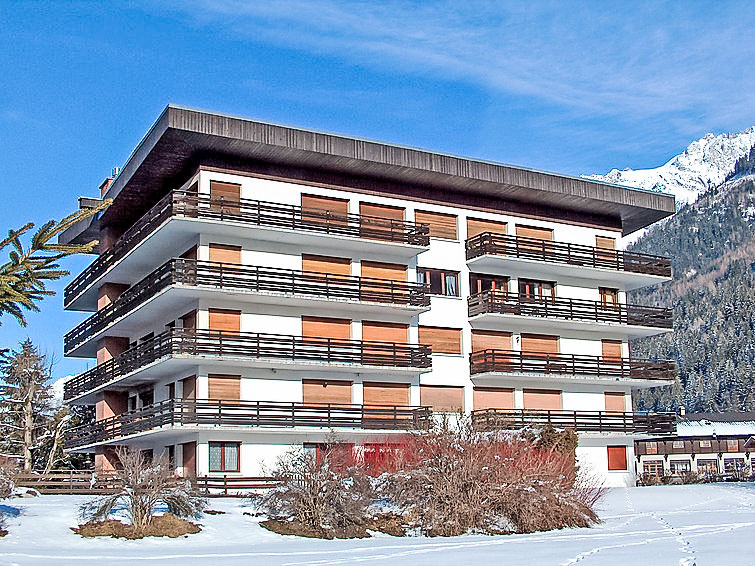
[361,260,407,281]
[209,243,242,265]
[420,385,464,412]
[602,339,623,360]
[302,316,351,339]
[301,193,349,215]
[302,254,351,275]
[523,388,562,410]
[471,330,511,352]
[607,445,627,470]
[362,321,408,344]
[596,236,616,250]
[208,374,241,402]
[605,392,626,413]
[414,210,458,239]
[467,217,508,239]
[210,181,241,211]
[209,309,241,333]
[359,202,405,221]
[473,387,514,410]
[302,379,352,404]
[363,382,410,406]
[516,225,553,241]
[419,326,462,354]
[521,333,559,355]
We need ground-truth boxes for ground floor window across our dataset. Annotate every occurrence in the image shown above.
[607,445,627,471]
[209,442,240,472]
[697,459,718,475]
[643,460,664,477]
[723,458,745,474]
[670,460,691,474]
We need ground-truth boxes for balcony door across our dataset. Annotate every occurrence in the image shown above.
[602,339,623,360]
[303,379,352,405]
[521,333,559,356]
[359,202,405,241]
[605,392,626,413]
[209,243,242,265]
[363,382,410,406]
[301,194,349,227]
[471,330,511,352]
[473,387,514,410]
[208,374,241,403]
[518,279,555,301]
[470,273,508,295]
[467,217,508,239]
[523,388,562,411]
[209,181,241,212]
[209,309,241,334]
[302,254,351,276]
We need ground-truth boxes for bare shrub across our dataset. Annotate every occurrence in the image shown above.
[259,443,373,538]
[79,447,206,537]
[0,458,16,499]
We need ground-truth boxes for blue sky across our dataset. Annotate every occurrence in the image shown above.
[1,1,754,378]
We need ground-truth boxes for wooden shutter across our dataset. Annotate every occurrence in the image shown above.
[359,202,405,221]
[414,210,458,239]
[467,217,508,239]
[181,441,196,477]
[301,193,349,214]
[473,387,514,410]
[607,445,627,471]
[605,392,626,413]
[360,203,405,242]
[208,374,241,402]
[209,243,242,265]
[210,181,241,211]
[181,376,197,400]
[302,254,351,276]
[523,389,562,410]
[302,379,352,404]
[516,225,553,241]
[361,261,407,281]
[420,385,464,412]
[363,382,410,406]
[596,236,616,250]
[362,321,408,343]
[471,330,511,352]
[302,316,351,340]
[602,339,623,360]
[419,326,462,354]
[209,309,241,333]
[521,333,559,355]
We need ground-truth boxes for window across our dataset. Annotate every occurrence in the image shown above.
[418,326,462,354]
[417,268,459,297]
[645,441,658,455]
[697,459,718,475]
[414,210,458,240]
[643,460,663,477]
[469,273,508,295]
[166,445,175,468]
[607,445,627,471]
[518,279,555,300]
[670,460,691,474]
[726,439,740,452]
[599,287,619,308]
[672,440,685,449]
[699,439,712,449]
[724,458,745,474]
[209,442,240,472]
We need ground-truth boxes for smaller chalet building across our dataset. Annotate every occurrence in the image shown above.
[635,412,755,480]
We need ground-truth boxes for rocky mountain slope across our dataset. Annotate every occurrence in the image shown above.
[586,127,755,205]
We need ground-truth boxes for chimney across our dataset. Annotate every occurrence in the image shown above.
[99,166,121,197]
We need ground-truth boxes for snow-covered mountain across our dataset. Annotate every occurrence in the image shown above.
[586,127,755,205]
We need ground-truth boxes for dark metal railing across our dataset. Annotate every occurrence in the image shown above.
[64,329,432,400]
[468,290,672,328]
[64,399,433,449]
[471,408,676,434]
[465,232,671,277]
[64,259,430,353]
[469,349,675,381]
[64,190,430,306]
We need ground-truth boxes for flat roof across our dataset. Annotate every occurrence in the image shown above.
[101,105,675,235]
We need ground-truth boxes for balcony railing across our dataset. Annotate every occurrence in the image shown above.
[64,399,432,449]
[471,408,676,434]
[64,259,429,354]
[469,350,675,381]
[64,329,432,401]
[465,232,671,277]
[468,290,672,329]
[64,190,430,306]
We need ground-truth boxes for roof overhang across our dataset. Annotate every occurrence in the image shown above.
[99,105,675,236]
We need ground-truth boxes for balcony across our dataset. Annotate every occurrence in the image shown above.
[64,399,432,450]
[64,329,432,402]
[64,190,430,310]
[64,259,430,357]
[468,290,672,337]
[469,350,675,385]
[465,233,672,290]
[471,408,676,435]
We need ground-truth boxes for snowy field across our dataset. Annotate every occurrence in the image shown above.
[1,483,754,565]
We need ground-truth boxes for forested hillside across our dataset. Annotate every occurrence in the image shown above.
[629,151,755,412]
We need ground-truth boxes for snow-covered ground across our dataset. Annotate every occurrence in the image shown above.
[1,483,754,565]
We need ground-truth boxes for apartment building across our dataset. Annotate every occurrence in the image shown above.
[60,106,677,487]
[636,412,755,480]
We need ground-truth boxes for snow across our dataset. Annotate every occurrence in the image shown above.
[586,127,755,206]
[1,483,754,565]
[676,419,755,437]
